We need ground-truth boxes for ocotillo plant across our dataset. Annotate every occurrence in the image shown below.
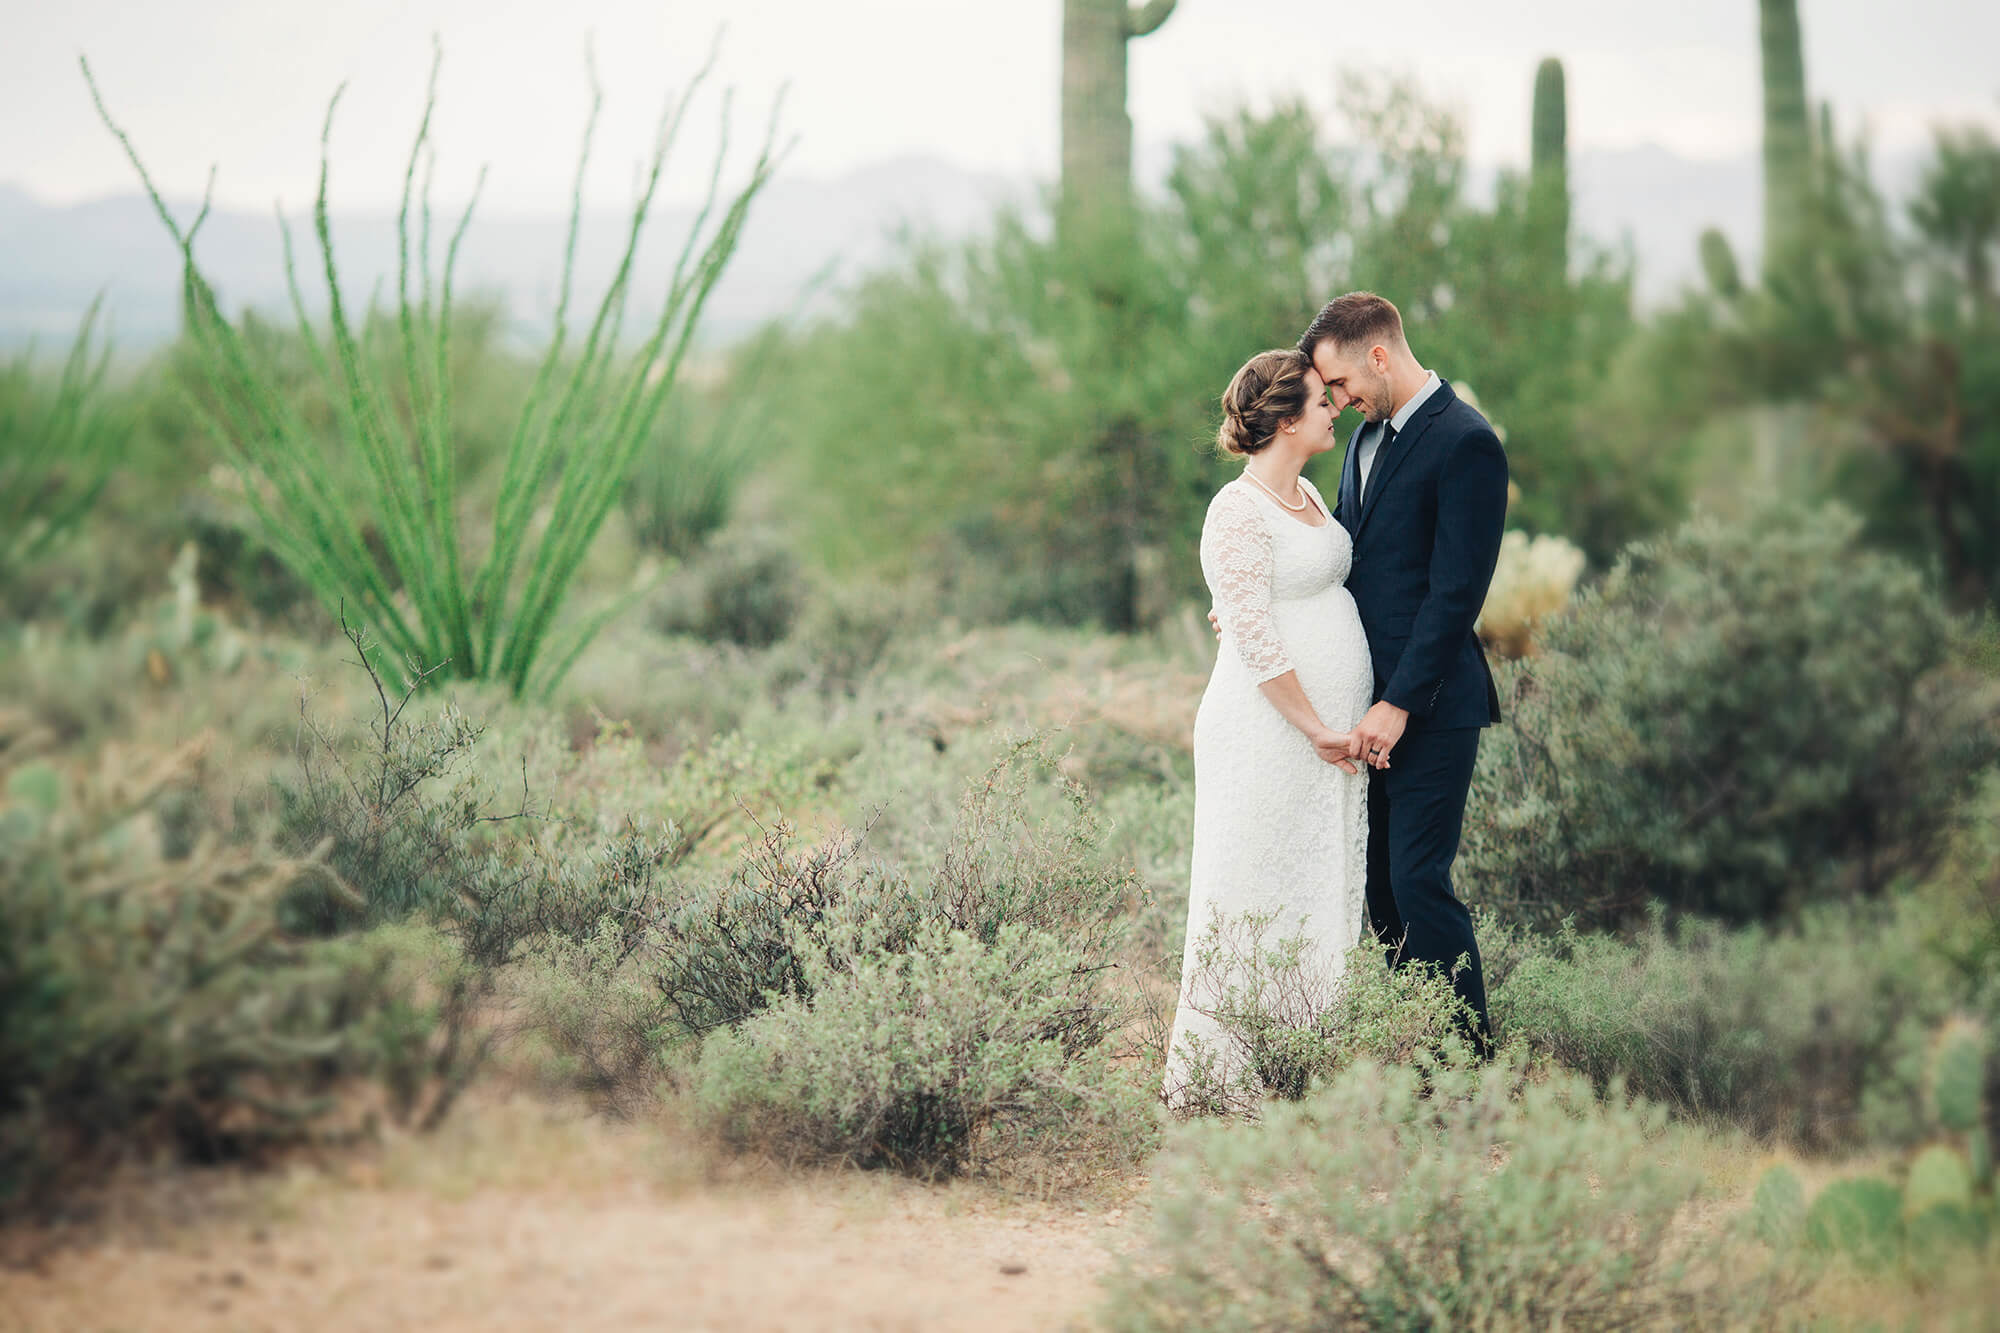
[1060,0,1177,234]
[82,40,786,697]
[0,298,120,588]
[1758,0,1811,273]
[1528,56,1569,276]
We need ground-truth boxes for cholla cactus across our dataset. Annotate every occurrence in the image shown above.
[1477,530,1587,660]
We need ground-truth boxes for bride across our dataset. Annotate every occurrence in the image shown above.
[1161,347,1376,1111]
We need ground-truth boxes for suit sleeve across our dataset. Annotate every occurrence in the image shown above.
[1381,425,1508,717]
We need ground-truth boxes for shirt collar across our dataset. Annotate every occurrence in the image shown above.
[1389,370,1442,433]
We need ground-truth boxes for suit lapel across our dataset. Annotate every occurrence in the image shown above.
[1335,420,1364,536]
[1353,382,1454,541]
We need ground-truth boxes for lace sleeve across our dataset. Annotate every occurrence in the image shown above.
[1202,486,1292,683]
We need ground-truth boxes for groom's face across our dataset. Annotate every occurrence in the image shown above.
[1311,341,1393,423]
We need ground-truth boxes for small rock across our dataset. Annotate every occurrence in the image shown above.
[223,1271,247,1288]
[425,1254,453,1270]
[999,1262,1028,1276]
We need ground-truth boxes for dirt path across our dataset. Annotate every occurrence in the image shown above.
[2,1096,1145,1333]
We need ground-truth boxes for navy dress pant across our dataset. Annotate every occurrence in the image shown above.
[1363,724,1490,1051]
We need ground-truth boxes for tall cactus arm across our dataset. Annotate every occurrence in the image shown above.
[1128,0,1177,38]
[1759,0,1810,261]
[1531,58,1566,177]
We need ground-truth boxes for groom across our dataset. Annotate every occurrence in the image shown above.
[1305,292,1508,1053]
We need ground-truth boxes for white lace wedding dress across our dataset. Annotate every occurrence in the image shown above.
[1162,475,1374,1109]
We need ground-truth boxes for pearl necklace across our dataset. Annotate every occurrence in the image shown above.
[1243,467,1309,511]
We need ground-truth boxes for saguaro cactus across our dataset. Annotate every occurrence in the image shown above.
[1529,56,1569,272]
[1758,0,1811,272]
[1060,0,1177,233]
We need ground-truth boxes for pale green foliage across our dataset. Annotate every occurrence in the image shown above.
[691,916,1154,1177]
[1165,910,1476,1112]
[1462,504,1996,927]
[512,914,675,1107]
[82,41,784,695]
[0,733,483,1214]
[637,734,1133,1045]
[1492,900,1966,1149]
[1104,1053,1776,1330]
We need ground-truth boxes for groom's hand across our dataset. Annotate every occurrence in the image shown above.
[1353,701,1408,770]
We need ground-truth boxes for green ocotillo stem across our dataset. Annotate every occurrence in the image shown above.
[1529,56,1569,271]
[1759,0,1810,271]
[1059,0,1177,231]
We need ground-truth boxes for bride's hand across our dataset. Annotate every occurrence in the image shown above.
[1312,729,1365,774]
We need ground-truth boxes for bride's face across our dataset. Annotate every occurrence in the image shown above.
[1291,369,1339,453]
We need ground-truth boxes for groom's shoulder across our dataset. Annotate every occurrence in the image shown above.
[1436,383,1505,450]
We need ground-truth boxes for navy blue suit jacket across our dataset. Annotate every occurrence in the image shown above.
[1334,380,1507,730]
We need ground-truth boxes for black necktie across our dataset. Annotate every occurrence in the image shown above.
[1361,422,1396,505]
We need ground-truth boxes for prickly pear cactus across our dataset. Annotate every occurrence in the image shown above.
[1751,1164,1806,1250]
[1804,1176,1904,1268]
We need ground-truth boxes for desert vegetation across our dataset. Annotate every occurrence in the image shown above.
[4,2,2000,1328]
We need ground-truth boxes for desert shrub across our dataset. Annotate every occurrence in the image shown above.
[1490,896,1979,1149]
[1462,504,2000,929]
[769,574,925,699]
[689,917,1153,1178]
[272,619,538,940]
[651,533,805,648]
[0,736,483,1215]
[640,734,1132,1043]
[1165,910,1478,1114]
[1104,1051,1779,1330]
[510,913,678,1109]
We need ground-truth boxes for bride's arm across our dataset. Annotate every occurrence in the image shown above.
[1204,489,1362,773]
[1259,673,1364,773]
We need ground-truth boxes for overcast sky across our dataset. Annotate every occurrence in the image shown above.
[5,0,1997,216]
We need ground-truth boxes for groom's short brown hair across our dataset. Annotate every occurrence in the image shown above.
[1298,292,1405,358]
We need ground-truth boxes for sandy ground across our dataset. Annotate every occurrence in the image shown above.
[1,1094,1145,1333]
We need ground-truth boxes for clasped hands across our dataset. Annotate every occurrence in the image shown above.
[1311,701,1407,774]
[1208,606,1406,773]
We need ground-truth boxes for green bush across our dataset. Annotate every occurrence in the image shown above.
[1462,505,1999,928]
[1103,1052,1778,1330]
[639,734,1132,1044]
[690,917,1153,1178]
[1491,897,1970,1149]
[651,534,805,649]
[1166,910,1477,1113]
[0,737,482,1215]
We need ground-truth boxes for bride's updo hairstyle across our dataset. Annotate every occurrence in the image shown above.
[1217,348,1313,457]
